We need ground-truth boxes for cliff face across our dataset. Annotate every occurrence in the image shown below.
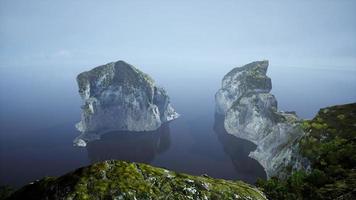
[215,61,272,115]
[257,103,356,200]
[74,61,179,146]
[7,160,267,200]
[215,61,309,178]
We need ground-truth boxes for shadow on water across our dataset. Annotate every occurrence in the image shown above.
[213,114,267,182]
[86,123,171,164]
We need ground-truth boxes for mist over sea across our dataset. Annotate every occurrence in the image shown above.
[0,62,355,187]
[1,0,355,189]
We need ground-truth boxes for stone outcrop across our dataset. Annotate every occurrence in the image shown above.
[74,60,179,146]
[215,60,309,178]
[7,160,267,200]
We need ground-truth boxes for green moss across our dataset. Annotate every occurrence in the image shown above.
[310,122,327,130]
[337,114,345,120]
[8,160,267,200]
[257,103,356,200]
[301,121,311,129]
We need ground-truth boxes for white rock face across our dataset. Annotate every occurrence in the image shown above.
[215,61,272,114]
[74,60,179,146]
[216,60,309,178]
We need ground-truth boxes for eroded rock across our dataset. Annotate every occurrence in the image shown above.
[216,60,309,178]
[74,60,179,146]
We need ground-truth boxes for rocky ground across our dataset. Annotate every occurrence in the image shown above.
[3,160,267,200]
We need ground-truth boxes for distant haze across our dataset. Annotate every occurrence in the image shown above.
[0,0,356,69]
[0,0,355,125]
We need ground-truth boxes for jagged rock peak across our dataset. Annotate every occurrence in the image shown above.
[216,60,271,114]
[77,60,155,99]
[215,60,308,178]
[224,60,269,80]
[74,60,179,147]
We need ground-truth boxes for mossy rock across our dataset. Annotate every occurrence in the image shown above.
[7,160,267,200]
[258,103,356,200]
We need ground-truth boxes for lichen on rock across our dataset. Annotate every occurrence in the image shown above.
[7,160,267,200]
[216,60,309,178]
[74,60,179,146]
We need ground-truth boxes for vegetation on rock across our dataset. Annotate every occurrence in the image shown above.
[6,160,267,200]
[0,186,13,200]
[257,103,356,200]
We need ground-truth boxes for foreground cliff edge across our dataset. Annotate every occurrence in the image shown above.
[257,103,356,200]
[5,160,267,200]
[74,60,179,147]
[215,60,309,178]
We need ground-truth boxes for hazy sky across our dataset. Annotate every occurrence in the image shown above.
[1,0,356,69]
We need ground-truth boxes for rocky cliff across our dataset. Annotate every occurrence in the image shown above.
[215,61,309,178]
[257,103,356,200]
[6,160,267,200]
[74,61,179,147]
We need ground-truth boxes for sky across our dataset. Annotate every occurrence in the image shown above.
[0,0,356,69]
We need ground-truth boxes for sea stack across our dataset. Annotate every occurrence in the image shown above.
[215,60,309,178]
[74,60,179,147]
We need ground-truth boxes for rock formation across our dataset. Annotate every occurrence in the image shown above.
[7,160,268,200]
[257,103,356,200]
[213,114,267,184]
[74,60,179,146]
[215,60,309,178]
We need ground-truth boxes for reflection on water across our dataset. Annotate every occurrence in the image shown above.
[213,114,267,183]
[87,124,171,164]
[84,115,267,185]
[2,65,352,187]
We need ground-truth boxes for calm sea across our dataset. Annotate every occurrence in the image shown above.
[1,63,355,187]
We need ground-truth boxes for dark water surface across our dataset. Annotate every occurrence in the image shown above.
[1,63,355,188]
[0,106,266,187]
